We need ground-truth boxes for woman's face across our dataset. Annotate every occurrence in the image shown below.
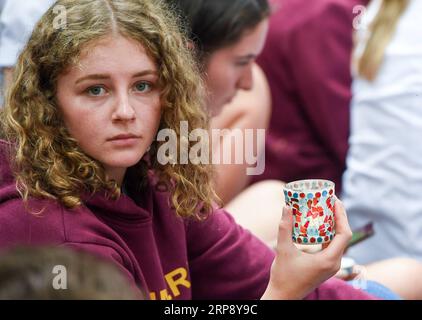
[56,35,161,183]
[204,19,269,116]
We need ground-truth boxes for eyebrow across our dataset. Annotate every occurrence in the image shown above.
[236,54,257,60]
[75,70,158,84]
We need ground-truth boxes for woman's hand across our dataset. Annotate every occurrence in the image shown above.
[261,199,353,300]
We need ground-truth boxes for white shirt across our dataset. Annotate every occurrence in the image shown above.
[0,0,54,67]
[0,0,54,105]
[342,0,422,264]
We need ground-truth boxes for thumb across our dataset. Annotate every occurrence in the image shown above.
[276,206,294,251]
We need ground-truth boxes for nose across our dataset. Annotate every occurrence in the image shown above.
[237,65,253,91]
[112,93,136,121]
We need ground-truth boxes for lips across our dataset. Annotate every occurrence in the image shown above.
[107,134,141,148]
[108,134,140,141]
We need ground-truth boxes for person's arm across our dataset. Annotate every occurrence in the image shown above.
[186,208,274,299]
[210,64,271,204]
[262,201,354,299]
[187,200,376,300]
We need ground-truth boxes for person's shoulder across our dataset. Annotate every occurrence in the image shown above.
[0,189,128,254]
[278,0,359,14]
[0,145,132,263]
[270,0,359,32]
[0,193,136,281]
[0,140,66,245]
[0,192,70,246]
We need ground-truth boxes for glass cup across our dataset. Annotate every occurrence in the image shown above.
[283,179,336,245]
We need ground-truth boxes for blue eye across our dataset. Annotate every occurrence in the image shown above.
[135,82,151,92]
[87,86,106,96]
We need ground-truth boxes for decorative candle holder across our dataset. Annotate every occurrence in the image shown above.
[283,179,336,245]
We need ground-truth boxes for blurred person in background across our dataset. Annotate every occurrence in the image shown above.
[250,0,370,197]
[0,246,143,299]
[0,0,54,106]
[167,0,284,246]
[342,0,422,264]
[167,0,273,206]
[225,0,370,247]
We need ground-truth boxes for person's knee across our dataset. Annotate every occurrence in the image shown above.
[389,257,422,273]
[249,179,285,192]
[251,180,285,201]
[368,257,422,277]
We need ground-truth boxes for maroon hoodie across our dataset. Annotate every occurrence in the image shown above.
[0,140,375,299]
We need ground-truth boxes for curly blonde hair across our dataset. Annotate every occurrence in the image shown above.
[0,0,217,218]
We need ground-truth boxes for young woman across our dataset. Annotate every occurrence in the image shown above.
[0,0,386,300]
[167,0,273,204]
[343,0,422,264]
